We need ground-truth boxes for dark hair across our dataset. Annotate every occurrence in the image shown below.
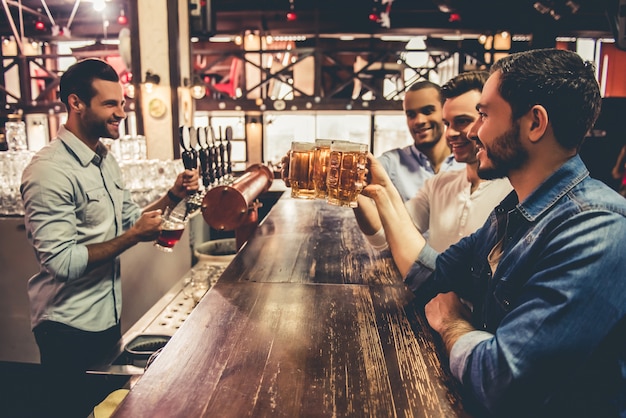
[407,80,444,105]
[490,49,601,150]
[441,70,490,100]
[59,58,120,110]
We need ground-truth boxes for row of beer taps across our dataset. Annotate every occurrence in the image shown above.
[179,124,234,217]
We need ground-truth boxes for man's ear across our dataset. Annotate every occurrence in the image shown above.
[527,105,549,143]
[68,94,83,112]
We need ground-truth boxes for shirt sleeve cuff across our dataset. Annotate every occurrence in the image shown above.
[363,228,389,250]
[403,244,438,291]
[69,244,90,281]
[449,330,493,382]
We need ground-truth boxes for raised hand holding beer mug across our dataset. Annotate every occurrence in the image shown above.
[326,141,367,208]
[154,204,188,252]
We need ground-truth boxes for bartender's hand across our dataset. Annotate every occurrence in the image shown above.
[280,153,291,187]
[130,209,163,242]
[425,292,475,354]
[170,169,200,199]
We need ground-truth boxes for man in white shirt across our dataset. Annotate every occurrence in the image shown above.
[356,71,512,254]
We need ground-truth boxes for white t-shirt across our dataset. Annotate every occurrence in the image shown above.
[366,168,513,253]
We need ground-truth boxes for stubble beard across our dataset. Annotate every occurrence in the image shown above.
[415,125,443,152]
[477,121,527,180]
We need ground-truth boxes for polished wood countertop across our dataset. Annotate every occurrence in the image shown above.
[112,195,473,417]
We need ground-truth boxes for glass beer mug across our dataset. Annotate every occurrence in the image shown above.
[154,203,188,252]
[325,141,368,208]
[288,141,316,199]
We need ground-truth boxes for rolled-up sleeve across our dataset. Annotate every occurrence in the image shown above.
[404,244,438,292]
[449,330,493,381]
[21,161,89,282]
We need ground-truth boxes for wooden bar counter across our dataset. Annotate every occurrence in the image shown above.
[112,195,473,417]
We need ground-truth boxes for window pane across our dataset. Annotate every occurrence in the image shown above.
[210,116,246,139]
[230,140,247,162]
[373,114,412,156]
[315,113,370,145]
[263,113,315,164]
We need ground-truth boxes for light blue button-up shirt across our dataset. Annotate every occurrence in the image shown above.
[377,144,464,201]
[406,155,626,417]
[21,126,141,332]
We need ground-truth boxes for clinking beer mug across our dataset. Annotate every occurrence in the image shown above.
[325,141,368,208]
[154,203,188,252]
[288,141,316,199]
[312,139,334,199]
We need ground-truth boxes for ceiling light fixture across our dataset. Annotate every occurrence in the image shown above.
[448,12,462,23]
[117,9,128,25]
[35,19,46,31]
[287,0,297,21]
[92,0,106,12]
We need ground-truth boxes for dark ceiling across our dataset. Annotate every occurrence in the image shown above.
[0,0,621,43]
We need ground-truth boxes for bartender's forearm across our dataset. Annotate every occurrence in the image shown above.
[86,229,142,266]
[87,210,162,266]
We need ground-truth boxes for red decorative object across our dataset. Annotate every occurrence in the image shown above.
[448,13,462,23]
[286,11,297,21]
[212,58,243,98]
[117,14,128,25]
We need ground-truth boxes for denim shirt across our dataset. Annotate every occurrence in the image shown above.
[377,144,464,201]
[406,155,626,417]
[21,126,141,332]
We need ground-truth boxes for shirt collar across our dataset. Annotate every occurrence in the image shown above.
[409,144,430,165]
[409,144,456,167]
[57,125,109,167]
[515,155,589,222]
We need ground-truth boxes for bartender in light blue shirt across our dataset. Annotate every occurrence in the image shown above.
[20,58,199,418]
[377,80,464,201]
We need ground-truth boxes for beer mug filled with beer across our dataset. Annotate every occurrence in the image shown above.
[288,141,316,199]
[312,139,335,199]
[326,141,367,208]
[154,204,188,252]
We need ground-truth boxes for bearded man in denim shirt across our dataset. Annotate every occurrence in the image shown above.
[361,48,626,417]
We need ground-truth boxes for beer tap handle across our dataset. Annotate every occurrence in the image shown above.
[198,127,211,187]
[215,127,223,180]
[219,127,226,180]
[179,125,190,151]
[197,126,208,149]
[189,127,199,169]
[181,127,198,190]
[225,126,233,176]
[208,125,217,184]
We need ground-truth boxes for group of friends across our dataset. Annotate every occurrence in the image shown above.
[19,48,626,417]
